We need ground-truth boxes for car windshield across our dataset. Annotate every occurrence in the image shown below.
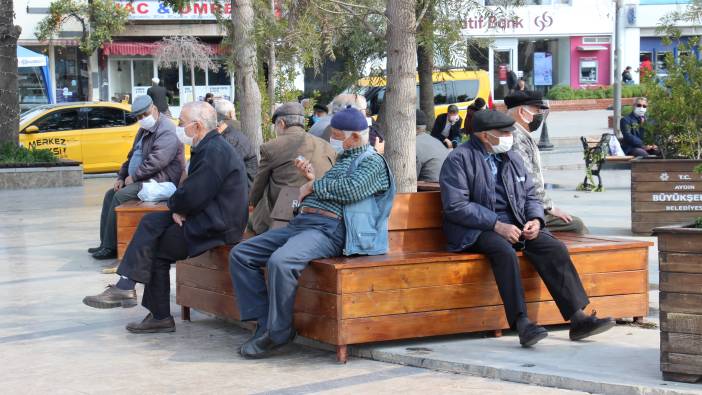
[20,106,50,124]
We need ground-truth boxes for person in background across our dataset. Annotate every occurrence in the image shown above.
[516,79,527,92]
[88,95,183,260]
[205,93,215,107]
[507,66,518,93]
[308,104,329,129]
[463,97,486,135]
[415,109,448,182]
[312,93,371,144]
[440,110,615,348]
[214,99,258,189]
[83,102,248,334]
[146,77,172,116]
[250,102,337,235]
[639,57,654,81]
[621,97,660,157]
[431,104,463,149]
[622,66,634,85]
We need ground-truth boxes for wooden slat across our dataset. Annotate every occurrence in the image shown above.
[660,362,702,377]
[662,353,702,369]
[388,228,446,254]
[660,253,702,274]
[181,246,232,271]
[633,202,702,213]
[337,294,647,344]
[633,212,701,223]
[177,263,234,295]
[661,332,702,355]
[660,272,702,295]
[658,233,702,254]
[632,172,702,182]
[117,243,127,260]
[294,288,338,319]
[632,182,702,192]
[117,226,137,245]
[661,292,702,315]
[387,192,443,231]
[631,159,702,173]
[176,284,240,320]
[339,249,648,293]
[340,271,647,319]
[294,312,339,345]
[115,201,170,213]
[301,261,339,294]
[661,313,702,335]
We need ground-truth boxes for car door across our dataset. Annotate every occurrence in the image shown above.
[80,106,139,173]
[20,108,83,163]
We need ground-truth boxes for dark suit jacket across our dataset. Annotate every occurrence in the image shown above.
[147,85,171,113]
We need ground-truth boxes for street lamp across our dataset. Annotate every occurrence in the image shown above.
[538,100,554,151]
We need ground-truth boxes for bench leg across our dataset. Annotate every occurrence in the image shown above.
[633,316,644,324]
[492,329,503,338]
[181,306,191,321]
[336,345,348,364]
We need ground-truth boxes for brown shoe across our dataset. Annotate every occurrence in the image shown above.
[126,313,175,334]
[83,285,137,309]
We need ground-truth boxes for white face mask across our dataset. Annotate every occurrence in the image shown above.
[487,132,514,154]
[449,115,459,123]
[634,106,647,117]
[330,138,345,153]
[176,126,194,146]
[139,115,156,130]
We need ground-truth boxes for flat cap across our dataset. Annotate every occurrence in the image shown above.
[272,102,305,123]
[416,109,428,127]
[504,90,549,110]
[131,95,153,116]
[471,110,516,133]
[330,107,367,132]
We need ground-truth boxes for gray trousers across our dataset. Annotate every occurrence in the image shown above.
[545,213,588,235]
[99,182,142,250]
[229,213,345,343]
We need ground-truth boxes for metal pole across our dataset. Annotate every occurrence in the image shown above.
[538,100,554,150]
[613,0,623,139]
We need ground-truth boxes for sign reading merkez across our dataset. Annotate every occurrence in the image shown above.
[116,1,231,20]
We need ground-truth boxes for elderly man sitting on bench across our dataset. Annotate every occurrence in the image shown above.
[439,110,615,347]
[229,107,395,359]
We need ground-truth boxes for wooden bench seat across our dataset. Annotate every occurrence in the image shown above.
[115,201,169,260]
[174,191,651,363]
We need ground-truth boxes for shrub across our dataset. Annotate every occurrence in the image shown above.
[545,84,645,100]
[0,142,58,164]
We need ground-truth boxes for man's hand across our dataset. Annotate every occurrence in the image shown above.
[299,180,314,202]
[444,139,453,149]
[172,213,186,227]
[522,219,541,241]
[294,158,315,181]
[374,137,385,155]
[114,179,125,191]
[125,176,134,185]
[548,207,572,223]
[494,221,521,244]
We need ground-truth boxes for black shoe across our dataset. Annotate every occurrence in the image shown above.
[83,284,137,309]
[88,246,102,254]
[241,322,267,350]
[92,248,117,260]
[519,322,549,347]
[240,329,296,359]
[570,311,615,341]
[126,313,176,334]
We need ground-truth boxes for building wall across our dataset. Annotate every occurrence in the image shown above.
[570,36,611,88]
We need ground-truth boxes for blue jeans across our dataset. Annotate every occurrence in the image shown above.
[229,213,345,343]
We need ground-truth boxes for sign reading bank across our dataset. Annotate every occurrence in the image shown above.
[462,5,613,37]
[116,1,231,20]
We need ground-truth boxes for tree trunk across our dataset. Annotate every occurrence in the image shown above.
[267,0,276,118]
[384,0,418,193]
[0,1,21,143]
[232,0,263,159]
[417,5,435,130]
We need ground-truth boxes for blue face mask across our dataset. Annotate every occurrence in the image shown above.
[311,115,320,123]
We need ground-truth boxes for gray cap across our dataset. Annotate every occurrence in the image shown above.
[272,102,304,124]
[131,95,153,116]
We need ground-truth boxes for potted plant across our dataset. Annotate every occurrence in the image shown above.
[630,33,702,234]
[0,142,83,189]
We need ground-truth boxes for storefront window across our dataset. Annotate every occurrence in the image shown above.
[518,39,559,94]
[18,67,49,111]
[579,60,598,84]
[133,59,154,87]
[208,61,231,85]
[183,66,207,86]
[157,65,180,107]
[54,46,88,102]
[656,52,671,75]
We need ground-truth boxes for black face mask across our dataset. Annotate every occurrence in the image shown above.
[528,113,544,132]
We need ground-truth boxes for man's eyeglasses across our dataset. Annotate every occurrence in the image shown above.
[635,104,647,108]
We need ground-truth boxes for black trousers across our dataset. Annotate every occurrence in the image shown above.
[117,212,188,319]
[470,231,589,328]
[98,183,141,250]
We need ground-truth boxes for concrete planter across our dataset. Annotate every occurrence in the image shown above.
[631,159,702,234]
[0,161,83,189]
[655,224,702,383]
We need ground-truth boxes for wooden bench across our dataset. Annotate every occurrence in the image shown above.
[578,134,635,192]
[175,191,651,363]
[115,201,169,260]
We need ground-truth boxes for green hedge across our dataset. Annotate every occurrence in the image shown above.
[0,142,58,164]
[546,84,646,100]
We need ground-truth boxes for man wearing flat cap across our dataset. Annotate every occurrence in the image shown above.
[88,95,184,260]
[504,91,587,234]
[230,107,395,359]
[439,110,614,348]
[250,102,337,235]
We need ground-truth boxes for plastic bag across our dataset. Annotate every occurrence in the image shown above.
[137,179,177,202]
[608,134,625,157]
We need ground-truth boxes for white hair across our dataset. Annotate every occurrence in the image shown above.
[330,93,367,113]
[341,128,370,144]
[184,101,218,131]
[214,99,235,119]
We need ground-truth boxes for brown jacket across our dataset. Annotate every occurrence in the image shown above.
[250,126,337,234]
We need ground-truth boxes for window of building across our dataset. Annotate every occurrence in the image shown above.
[452,80,480,103]
[85,107,127,128]
[132,60,154,87]
[656,51,671,74]
[183,66,207,86]
[208,61,231,86]
[34,109,81,132]
[54,46,88,102]
[579,60,598,84]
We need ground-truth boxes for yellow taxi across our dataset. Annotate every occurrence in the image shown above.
[19,102,188,174]
[355,70,492,121]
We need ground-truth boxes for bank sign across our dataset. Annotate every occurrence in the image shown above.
[116,1,231,20]
[463,5,614,36]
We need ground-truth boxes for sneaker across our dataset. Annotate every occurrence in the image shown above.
[126,313,175,334]
[569,310,615,341]
[83,285,137,309]
[519,322,549,347]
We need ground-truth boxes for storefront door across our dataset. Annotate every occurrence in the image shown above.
[493,49,514,100]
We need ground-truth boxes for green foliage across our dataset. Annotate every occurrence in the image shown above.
[545,84,646,101]
[35,0,129,55]
[0,142,57,164]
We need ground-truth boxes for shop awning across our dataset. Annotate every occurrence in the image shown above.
[577,45,609,51]
[102,41,226,56]
[17,45,47,68]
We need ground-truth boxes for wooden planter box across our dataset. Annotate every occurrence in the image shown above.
[655,224,702,383]
[631,159,702,234]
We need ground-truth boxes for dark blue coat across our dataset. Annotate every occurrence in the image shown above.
[439,138,544,252]
[620,112,646,155]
